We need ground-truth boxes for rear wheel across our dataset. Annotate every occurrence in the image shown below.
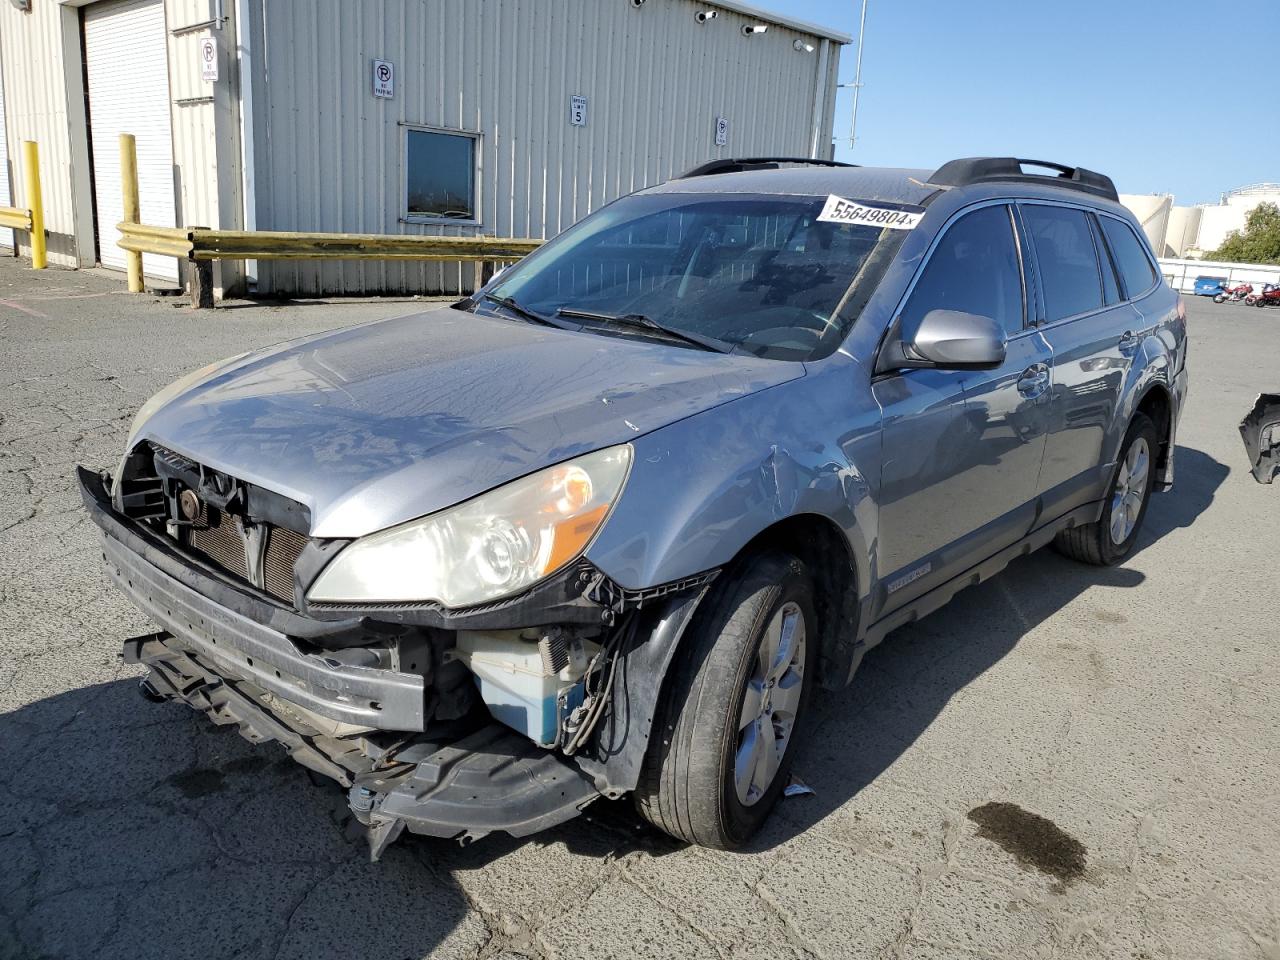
[1054,412,1158,566]
[1214,293,1228,304]
[635,551,816,848]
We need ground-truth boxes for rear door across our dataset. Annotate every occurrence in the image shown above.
[873,203,1052,617]
[1021,202,1139,520]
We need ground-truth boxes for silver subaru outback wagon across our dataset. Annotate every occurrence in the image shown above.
[80,156,1188,857]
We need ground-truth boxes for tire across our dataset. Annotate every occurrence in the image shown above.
[1245,296,1258,306]
[634,551,817,848]
[1214,294,1227,304]
[1053,412,1159,566]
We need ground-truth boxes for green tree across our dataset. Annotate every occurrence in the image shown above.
[1209,201,1280,265]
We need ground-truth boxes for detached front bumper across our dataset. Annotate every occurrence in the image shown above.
[81,466,427,732]
[79,466,602,853]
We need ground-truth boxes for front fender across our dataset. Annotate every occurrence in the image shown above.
[585,364,880,606]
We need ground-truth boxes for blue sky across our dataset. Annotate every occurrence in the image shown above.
[748,0,1276,204]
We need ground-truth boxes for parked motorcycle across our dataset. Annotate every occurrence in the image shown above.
[1244,283,1280,308]
[1215,282,1254,304]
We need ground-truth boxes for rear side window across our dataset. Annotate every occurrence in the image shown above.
[1021,205,1103,322]
[1099,217,1158,298]
[900,204,1024,338]
[1090,215,1122,306]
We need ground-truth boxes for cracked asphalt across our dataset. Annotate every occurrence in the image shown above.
[1,258,1277,960]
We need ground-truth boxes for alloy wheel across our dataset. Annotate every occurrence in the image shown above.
[1109,436,1150,545]
[734,601,806,806]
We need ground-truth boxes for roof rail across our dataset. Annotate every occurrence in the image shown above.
[928,157,1118,202]
[678,157,857,179]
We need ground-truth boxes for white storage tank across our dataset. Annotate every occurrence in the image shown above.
[1120,194,1172,255]
[1163,206,1203,258]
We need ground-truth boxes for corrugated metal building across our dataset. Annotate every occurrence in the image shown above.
[0,0,847,297]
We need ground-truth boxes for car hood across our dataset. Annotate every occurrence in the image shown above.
[136,307,800,538]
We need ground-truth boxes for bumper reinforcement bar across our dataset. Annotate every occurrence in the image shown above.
[129,631,600,859]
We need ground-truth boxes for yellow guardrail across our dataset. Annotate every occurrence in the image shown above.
[116,222,543,263]
[0,206,32,231]
[2,140,45,269]
[116,221,544,306]
[116,223,193,259]
[188,229,543,262]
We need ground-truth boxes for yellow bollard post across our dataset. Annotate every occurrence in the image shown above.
[22,141,45,270]
[119,133,144,292]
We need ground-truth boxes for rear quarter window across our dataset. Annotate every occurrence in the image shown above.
[1021,205,1103,322]
[1099,217,1158,299]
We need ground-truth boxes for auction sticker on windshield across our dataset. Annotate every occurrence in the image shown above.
[817,195,923,230]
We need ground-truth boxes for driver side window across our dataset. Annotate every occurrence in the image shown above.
[901,204,1025,339]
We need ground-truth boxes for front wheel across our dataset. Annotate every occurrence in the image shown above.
[1053,412,1158,566]
[635,552,816,848]
[1245,295,1259,306]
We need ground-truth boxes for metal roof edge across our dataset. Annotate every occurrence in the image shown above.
[703,0,853,44]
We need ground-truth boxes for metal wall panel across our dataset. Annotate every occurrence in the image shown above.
[0,0,88,267]
[0,64,11,250]
[249,0,843,295]
[165,0,246,295]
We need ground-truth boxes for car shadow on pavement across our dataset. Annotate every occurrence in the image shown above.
[750,444,1229,852]
[0,447,1227,959]
[0,675,678,960]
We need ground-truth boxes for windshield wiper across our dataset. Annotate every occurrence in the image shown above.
[481,293,578,330]
[556,308,732,354]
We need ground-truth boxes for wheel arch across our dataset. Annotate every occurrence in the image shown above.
[726,513,861,691]
[1134,381,1174,487]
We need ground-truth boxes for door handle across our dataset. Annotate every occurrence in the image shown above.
[1118,330,1140,352]
[1017,363,1050,398]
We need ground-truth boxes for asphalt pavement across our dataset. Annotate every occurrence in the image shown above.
[1,259,1277,960]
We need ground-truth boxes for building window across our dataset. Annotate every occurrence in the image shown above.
[404,127,478,223]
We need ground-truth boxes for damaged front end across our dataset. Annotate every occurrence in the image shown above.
[1240,394,1280,484]
[80,445,714,859]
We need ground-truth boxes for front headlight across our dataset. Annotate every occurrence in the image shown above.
[307,445,632,607]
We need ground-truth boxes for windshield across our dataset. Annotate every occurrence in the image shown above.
[484,192,910,361]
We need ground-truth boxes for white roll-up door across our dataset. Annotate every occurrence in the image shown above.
[84,0,178,281]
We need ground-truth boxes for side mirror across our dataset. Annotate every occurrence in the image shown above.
[897,309,1006,371]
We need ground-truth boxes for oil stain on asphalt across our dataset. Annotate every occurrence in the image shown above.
[967,802,1087,890]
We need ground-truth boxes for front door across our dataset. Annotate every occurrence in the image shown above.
[872,203,1052,618]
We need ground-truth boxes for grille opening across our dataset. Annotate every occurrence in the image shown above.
[146,444,311,606]
[186,505,306,605]
[190,508,249,580]
[264,526,307,604]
